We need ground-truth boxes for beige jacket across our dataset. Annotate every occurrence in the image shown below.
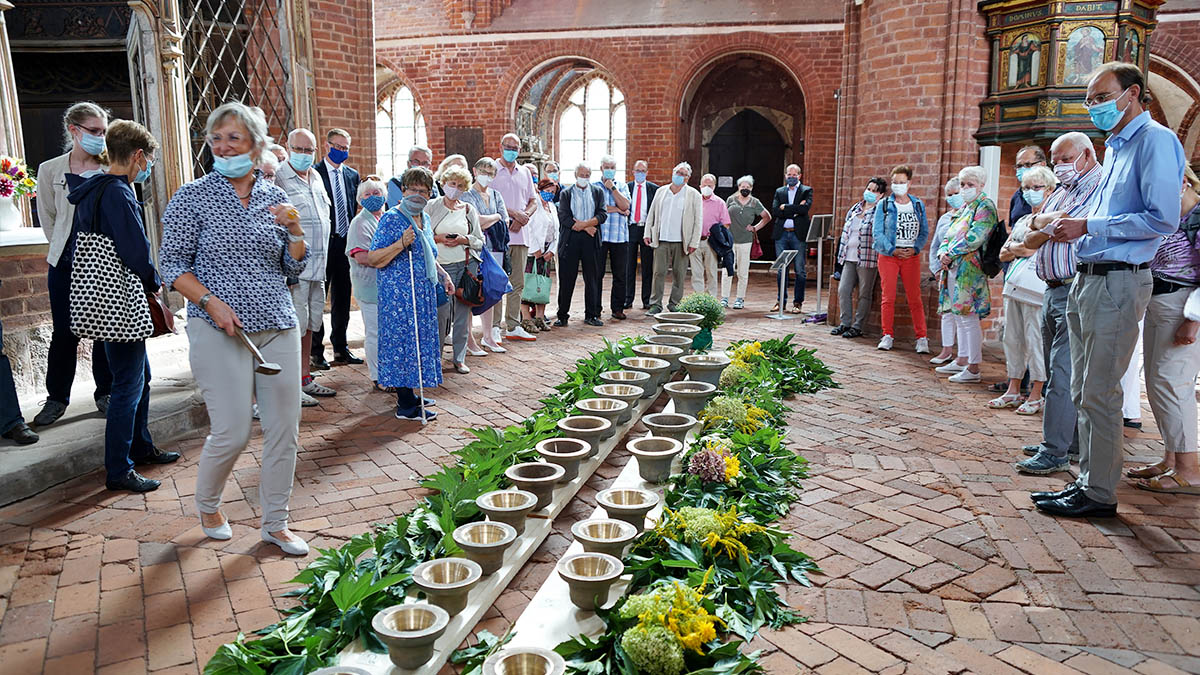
[644,183,703,251]
[35,152,77,266]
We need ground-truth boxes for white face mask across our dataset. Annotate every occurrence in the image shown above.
[442,185,461,200]
[700,186,714,197]
[475,174,492,188]
[576,177,590,188]
[960,187,979,202]
[892,183,909,196]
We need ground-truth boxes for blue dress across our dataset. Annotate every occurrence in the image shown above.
[372,208,443,390]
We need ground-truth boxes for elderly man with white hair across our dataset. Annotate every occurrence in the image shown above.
[596,155,632,320]
[692,173,730,297]
[555,162,608,327]
[276,128,336,403]
[387,144,437,208]
[493,132,540,341]
[644,162,703,313]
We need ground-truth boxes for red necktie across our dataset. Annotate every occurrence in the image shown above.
[635,184,643,222]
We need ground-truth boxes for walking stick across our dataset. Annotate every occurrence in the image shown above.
[407,222,427,425]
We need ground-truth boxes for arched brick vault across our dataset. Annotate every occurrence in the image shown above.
[375,57,426,113]
[1150,19,1200,164]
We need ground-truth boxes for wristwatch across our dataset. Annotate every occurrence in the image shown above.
[198,292,214,310]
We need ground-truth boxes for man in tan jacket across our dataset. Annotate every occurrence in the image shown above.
[644,162,703,313]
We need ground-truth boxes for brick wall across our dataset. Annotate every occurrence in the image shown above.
[308,0,378,171]
[0,251,58,398]
[1150,19,1200,165]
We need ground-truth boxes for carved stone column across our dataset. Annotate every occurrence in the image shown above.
[0,0,21,160]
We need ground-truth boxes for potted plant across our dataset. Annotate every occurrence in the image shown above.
[0,156,36,231]
[674,292,725,350]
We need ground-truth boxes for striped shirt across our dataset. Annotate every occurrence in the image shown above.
[1034,164,1103,282]
[598,180,630,243]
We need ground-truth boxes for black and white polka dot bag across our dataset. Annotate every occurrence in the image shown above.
[69,185,153,342]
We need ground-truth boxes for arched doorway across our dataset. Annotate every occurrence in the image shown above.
[707,109,786,255]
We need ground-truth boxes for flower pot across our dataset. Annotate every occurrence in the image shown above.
[679,353,731,387]
[482,647,566,675]
[596,487,659,533]
[504,462,566,510]
[556,416,612,458]
[627,436,684,483]
[653,311,704,326]
[535,438,591,483]
[372,603,450,669]
[617,357,670,394]
[309,667,373,675]
[592,383,643,422]
[600,369,654,398]
[642,412,698,445]
[571,518,639,558]
[557,552,624,611]
[652,323,701,339]
[411,557,482,617]
[476,489,538,534]
[452,521,518,575]
[0,196,21,232]
[646,333,694,355]
[692,326,714,351]
[573,398,628,438]
[663,380,717,417]
[632,343,685,374]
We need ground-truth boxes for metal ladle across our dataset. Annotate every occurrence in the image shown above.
[235,328,281,375]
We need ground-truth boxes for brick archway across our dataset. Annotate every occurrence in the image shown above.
[1148,55,1200,166]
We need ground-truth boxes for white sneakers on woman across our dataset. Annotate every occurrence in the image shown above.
[915,338,930,354]
[877,335,894,350]
[948,369,982,383]
[935,361,965,374]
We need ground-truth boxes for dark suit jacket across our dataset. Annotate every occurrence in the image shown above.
[626,180,659,225]
[557,183,608,252]
[314,160,360,238]
[771,183,813,240]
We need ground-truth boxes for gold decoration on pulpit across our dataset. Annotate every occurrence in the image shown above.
[1037,99,1062,118]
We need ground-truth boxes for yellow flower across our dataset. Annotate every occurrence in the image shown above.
[723,454,740,481]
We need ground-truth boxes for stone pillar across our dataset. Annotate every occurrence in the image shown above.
[0,0,21,160]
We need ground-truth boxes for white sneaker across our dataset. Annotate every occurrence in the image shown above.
[491,326,502,344]
[506,325,536,341]
[251,404,260,420]
[915,338,930,354]
[935,361,966,374]
[948,369,982,383]
[877,335,894,351]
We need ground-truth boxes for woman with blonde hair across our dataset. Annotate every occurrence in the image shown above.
[345,174,388,387]
[522,178,560,330]
[460,157,510,352]
[425,165,484,373]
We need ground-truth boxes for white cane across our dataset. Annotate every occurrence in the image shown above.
[407,224,427,426]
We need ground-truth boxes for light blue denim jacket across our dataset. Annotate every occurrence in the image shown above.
[872,194,929,255]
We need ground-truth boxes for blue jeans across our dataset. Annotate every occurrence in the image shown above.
[102,340,154,482]
[776,230,807,307]
[0,316,24,434]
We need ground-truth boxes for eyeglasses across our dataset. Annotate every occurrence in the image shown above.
[1015,161,1043,169]
[1026,184,1051,191]
[76,124,106,136]
[501,143,520,152]
[1084,90,1122,108]
[290,146,315,154]
[406,188,432,197]
[328,141,349,152]
[207,133,247,145]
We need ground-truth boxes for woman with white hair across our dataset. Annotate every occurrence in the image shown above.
[935,165,1000,384]
[929,177,963,364]
[461,157,510,351]
[257,150,280,183]
[160,101,310,555]
[723,175,770,309]
[345,174,388,388]
[426,165,484,373]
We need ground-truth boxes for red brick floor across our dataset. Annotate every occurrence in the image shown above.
[1,276,1198,674]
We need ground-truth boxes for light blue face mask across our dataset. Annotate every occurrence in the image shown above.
[946,193,965,209]
[1015,167,1029,182]
[501,149,519,163]
[212,152,254,179]
[79,131,106,156]
[602,169,616,180]
[134,158,153,184]
[547,172,559,181]
[1088,87,1130,132]
[863,190,878,204]
[672,175,686,187]
[289,152,314,172]
[1022,188,1045,207]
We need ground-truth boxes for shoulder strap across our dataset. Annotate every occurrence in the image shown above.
[88,182,111,235]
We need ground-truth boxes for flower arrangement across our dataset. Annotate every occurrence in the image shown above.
[674,292,725,331]
[0,156,36,199]
[658,506,766,562]
[686,436,739,485]
[698,394,770,434]
[617,579,723,675]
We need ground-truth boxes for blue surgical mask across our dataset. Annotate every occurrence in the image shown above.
[634,171,647,183]
[1022,188,1045,207]
[212,152,255,178]
[134,158,153,184]
[501,149,519,163]
[79,131,106,156]
[326,147,349,165]
[946,193,965,209]
[360,195,385,212]
[540,190,555,202]
[1015,167,1028,182]
[672,175,686,187]
[786,176,799,187]
[401,194,428,213]
[289,152,314,172]
[602,169,615,180]
[863,190,878,204]
[1088,87,1130,132]
[547,172,559,182]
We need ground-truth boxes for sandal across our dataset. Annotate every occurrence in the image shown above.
[373,382,398,393]
[1127,463,1169,479]
[987,393,1024,409]
[1015,398,1044,415]
[1133,469,1200,495]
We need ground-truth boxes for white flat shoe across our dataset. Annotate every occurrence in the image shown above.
[467,347,487,357]
[201,515,232,541]
[948,369,982,383]
[929,355,954,365]
[262,529,309,556]
[482,341,507,354]
[935,361,966,374]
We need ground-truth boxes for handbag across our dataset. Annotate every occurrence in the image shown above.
[456,256,485,307]
[750,235,763,259]
[1002,255,1046,306]
[69,184,154,342]
[521,257,551,305]
[147,285,175,338]
[475,247,513,315]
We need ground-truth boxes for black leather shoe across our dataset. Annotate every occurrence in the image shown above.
[310,355,331,371]
[1123,418,1142,430]
[2,423,39,445]
[612,311,627,321]
[1035,489,1117,518]
[584,317,604,327]
[133,447,181,465]
[333,351,364,365]
[33,401,68,427]
[830,325,847,336]
[1031,482,1080,502]
[106,470,160,493]
[553,318,568,327]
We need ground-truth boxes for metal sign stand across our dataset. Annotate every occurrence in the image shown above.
[766,249,801,321]
[806,214,833,324]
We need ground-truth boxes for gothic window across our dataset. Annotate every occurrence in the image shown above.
[557,77,626,185]
[377,83,427,179]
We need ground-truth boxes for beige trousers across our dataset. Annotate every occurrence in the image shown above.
[690,244,719,296]
[650,241,688,310]
[1143,288,1200,454]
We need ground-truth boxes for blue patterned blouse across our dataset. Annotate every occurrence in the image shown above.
[159,171,309,333]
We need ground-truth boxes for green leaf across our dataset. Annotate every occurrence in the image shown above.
[330,573,406,613]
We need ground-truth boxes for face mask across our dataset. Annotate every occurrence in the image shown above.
[946,193,965,209]
[602,169,616,181]
[892,183,909,196]
[1015,167,1028,182]
[78,131,106,156]
[540,190,555,202]
[1054,156,1082,186]
[739,188,751,197]
[442,185,461,200]
[1088,87,1131,132]
[786,176,799,187]
[134,157,153,184]
[701,186,714,198]
[360,195,385,212]
[960,187,979,202]
[634,171,647,183]
[1022,188,1045,206]
[576,177,590,189]
[863,190,878,204]
[547,172,559,182]
[289,152,314,173]
[326,147,349,164]
[476,174,492,188]
[501,149,519,163]
[401,194,428,213]
[213,152,255,178]
[672,174,686,187]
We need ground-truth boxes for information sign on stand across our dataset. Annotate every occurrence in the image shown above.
[766,249,801,321]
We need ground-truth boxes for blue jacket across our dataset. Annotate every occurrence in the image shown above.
[66,173,160,292]
[872,194,929,255]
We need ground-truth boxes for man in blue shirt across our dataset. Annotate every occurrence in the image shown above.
[1034,62,1186,518]
[596,155,631,320]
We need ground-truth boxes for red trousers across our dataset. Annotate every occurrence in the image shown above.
[878,254,927,338]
